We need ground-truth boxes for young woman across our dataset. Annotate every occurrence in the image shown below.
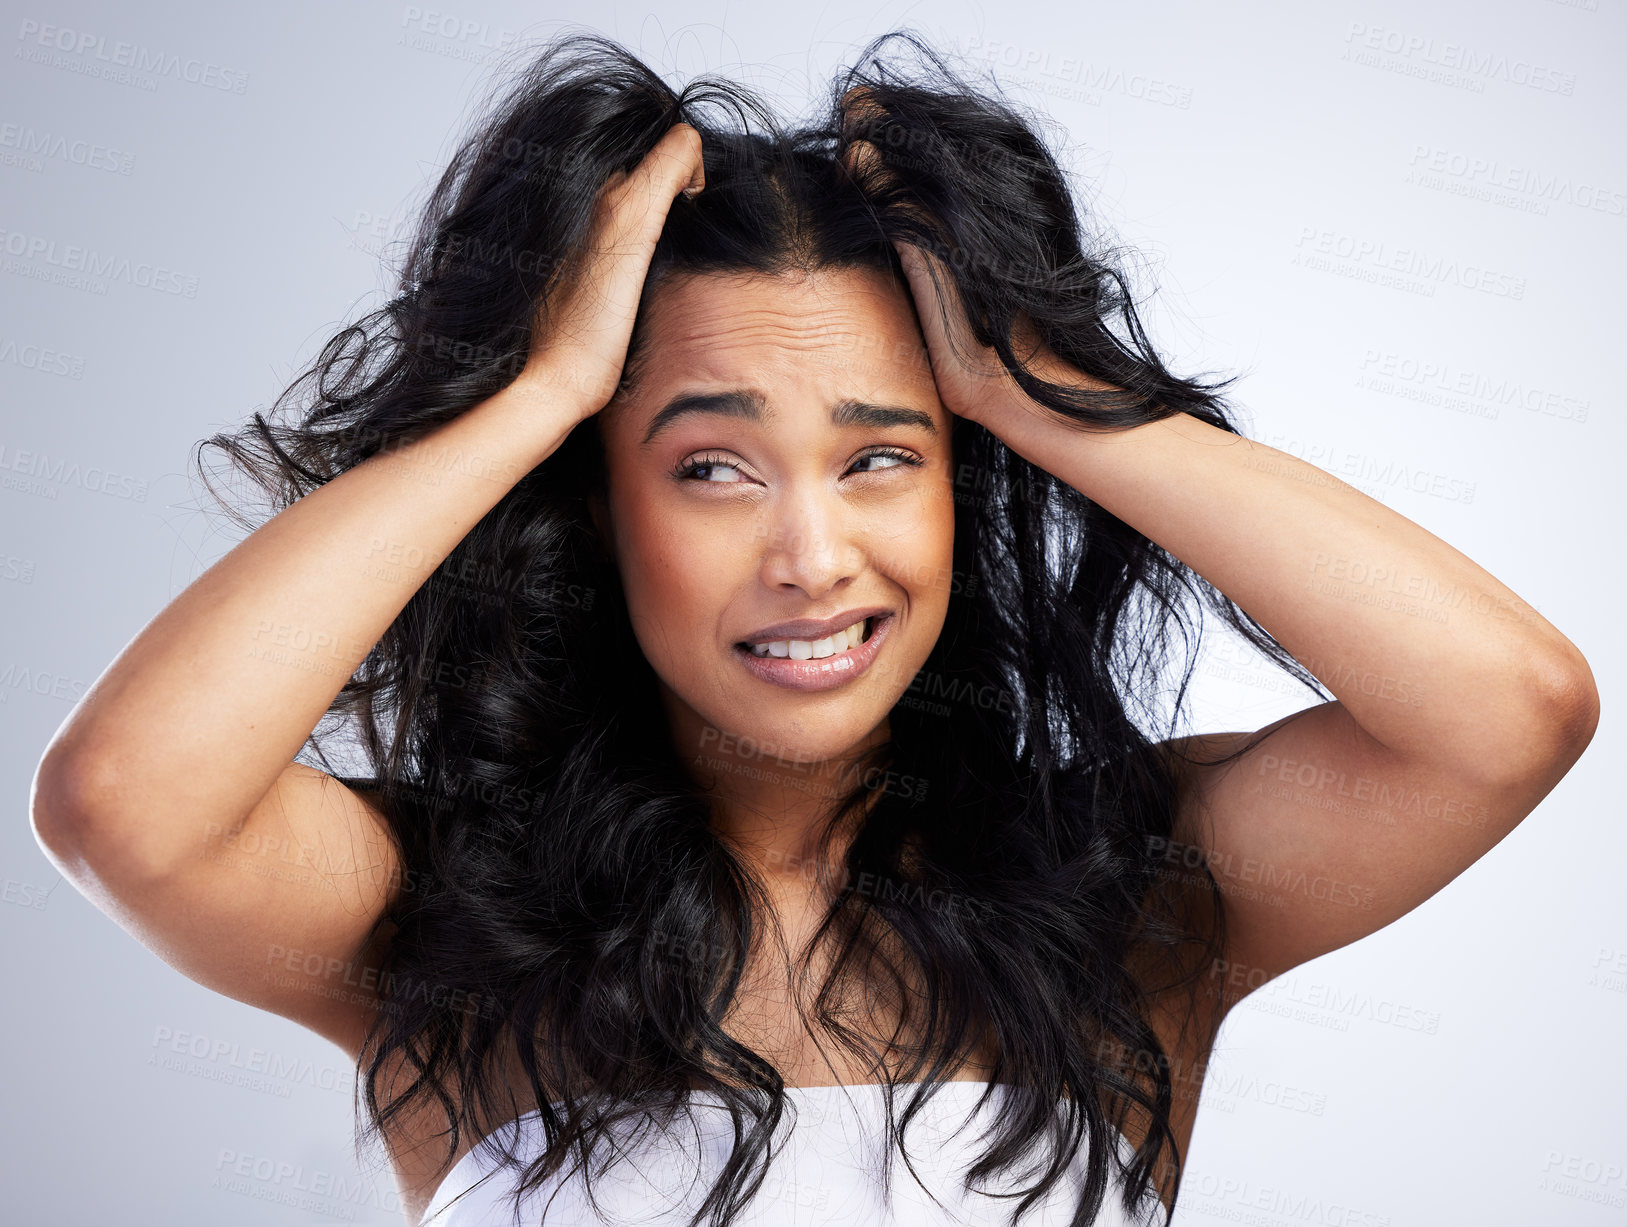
[30,29,1598,1227]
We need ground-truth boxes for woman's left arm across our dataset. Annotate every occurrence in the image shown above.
[896,240,1601,995]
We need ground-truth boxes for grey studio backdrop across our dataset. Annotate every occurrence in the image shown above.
[3,1,1621,1223]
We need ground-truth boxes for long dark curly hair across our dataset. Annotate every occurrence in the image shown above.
[195,26,1326,1227]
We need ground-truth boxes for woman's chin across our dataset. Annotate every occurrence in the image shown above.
[687,711,892,778]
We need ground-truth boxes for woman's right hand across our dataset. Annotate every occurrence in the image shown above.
[519,122,705,422]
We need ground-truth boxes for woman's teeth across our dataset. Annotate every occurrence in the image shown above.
[747,618,871,660]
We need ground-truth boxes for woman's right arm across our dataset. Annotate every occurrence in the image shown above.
[28,121,706,1061]
[29,385,584,1059]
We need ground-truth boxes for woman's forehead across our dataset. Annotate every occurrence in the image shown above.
[634,267,932,388]
[646,267,917,345]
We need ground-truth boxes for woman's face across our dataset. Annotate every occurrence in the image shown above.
[591,265,956,779]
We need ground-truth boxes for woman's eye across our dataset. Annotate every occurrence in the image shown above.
[672,448,923,484]
[673,455,748,481]
[850,449,921,474]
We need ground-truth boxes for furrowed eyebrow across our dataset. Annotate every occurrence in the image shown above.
[639,389,937,448]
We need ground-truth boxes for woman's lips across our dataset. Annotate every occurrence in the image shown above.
[733,614,894,692]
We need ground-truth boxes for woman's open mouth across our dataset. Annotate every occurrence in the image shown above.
[733,614,894,692]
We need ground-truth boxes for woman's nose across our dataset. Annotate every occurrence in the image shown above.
[755,497,863,598]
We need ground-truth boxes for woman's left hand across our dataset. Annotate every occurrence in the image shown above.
[888,235,1072,431]
[838,104,1113,432]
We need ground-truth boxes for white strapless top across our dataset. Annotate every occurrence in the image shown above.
[420,1080,1159,1226]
